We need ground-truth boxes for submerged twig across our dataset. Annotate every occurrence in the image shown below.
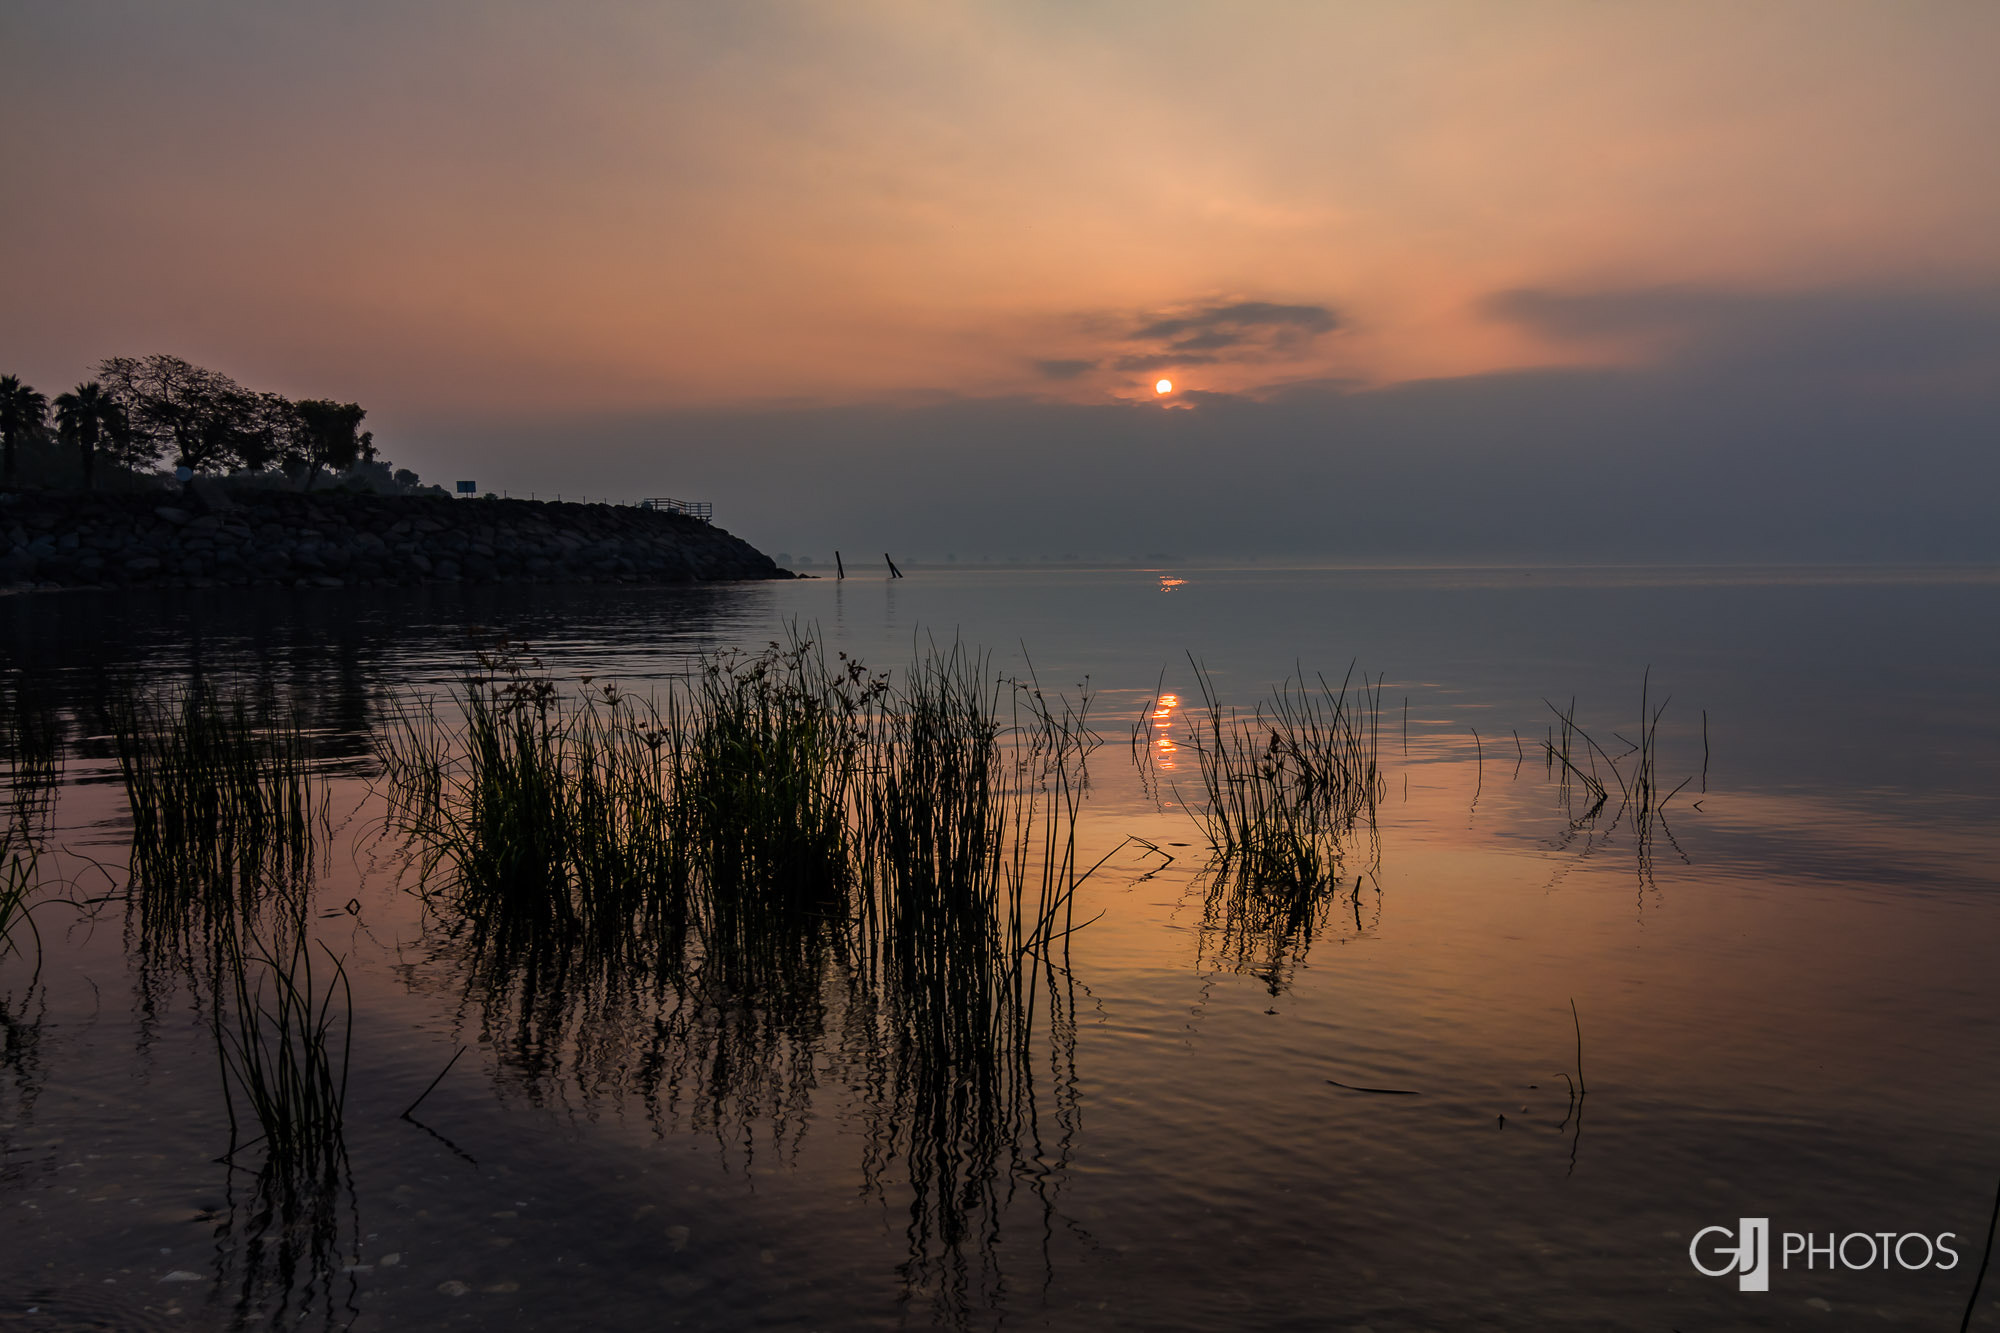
[1325,1079,1419,1096]
[401,1044,469,1120]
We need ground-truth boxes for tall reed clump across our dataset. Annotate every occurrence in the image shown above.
[844,667,1096,1319]
[380,631,1101,1316]
[684,637,880,912]
[108,680,329,950]
[1184,659,1382,888]
[854,641,1002,973]
[380,634,883,965]
[1178,659,1383,987]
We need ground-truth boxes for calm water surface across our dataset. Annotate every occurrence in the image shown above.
[4,566,1999,1330]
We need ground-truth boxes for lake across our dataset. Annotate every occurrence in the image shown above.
[4,564,1999,1330]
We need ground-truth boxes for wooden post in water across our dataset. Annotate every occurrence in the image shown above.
[884,553,904,578]
[835,551,844,580]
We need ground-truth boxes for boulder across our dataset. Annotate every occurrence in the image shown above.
[190,477,236,512]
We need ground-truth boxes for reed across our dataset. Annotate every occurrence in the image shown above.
[1175,660,1384,990]
[1183,658,1382,892]
[380,634,865,975]
[108,681,328,951]
[1539,673,1696,877]
[379,631,1096,962]
[1543,695,1607,813]
[682,635,876,912]
[380,625,1102,1021]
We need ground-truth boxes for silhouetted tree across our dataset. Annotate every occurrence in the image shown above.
[291,399,366,490]
[232,392,307,474]
[0,375,48,488]
[53,381,124,490]
[97,354,264,473]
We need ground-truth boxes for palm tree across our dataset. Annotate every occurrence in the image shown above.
[54,381,120,491]
[0,375,49,489]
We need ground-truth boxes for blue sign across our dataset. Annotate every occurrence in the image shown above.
[456,480,477,494]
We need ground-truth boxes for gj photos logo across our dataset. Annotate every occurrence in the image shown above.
[1690,1218,1960,1290]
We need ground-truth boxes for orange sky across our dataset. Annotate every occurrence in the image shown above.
[5,1,1998,417]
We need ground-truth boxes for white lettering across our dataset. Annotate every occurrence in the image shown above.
[1739,1218,1771,1292]
[1690,1226,1740,1278]
[1694,1220,1960,1284]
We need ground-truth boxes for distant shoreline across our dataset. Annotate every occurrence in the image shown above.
[1,488,793,593]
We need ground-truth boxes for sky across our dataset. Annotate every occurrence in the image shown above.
[3,1,1997,562]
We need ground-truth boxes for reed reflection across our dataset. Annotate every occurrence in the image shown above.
[2,676,65,844]
[0,983,45,1190]
[97,680,359,1330]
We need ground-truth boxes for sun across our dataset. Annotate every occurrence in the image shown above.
[1155,378,1173,395]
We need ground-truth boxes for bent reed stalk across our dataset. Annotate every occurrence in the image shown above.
[1538,672,1698,882]
[0,829,40,974]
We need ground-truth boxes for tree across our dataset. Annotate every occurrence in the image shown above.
[97,354,261,474]
[234,392,305,474]
[292,399,367,490]
[53,381,124,491]
[0,375,48,488]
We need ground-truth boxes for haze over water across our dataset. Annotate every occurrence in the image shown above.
[5,565,1998,1328]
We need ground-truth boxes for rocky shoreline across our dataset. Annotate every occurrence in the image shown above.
[1,488,793,592]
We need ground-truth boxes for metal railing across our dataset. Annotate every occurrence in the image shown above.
[639,497,713,521]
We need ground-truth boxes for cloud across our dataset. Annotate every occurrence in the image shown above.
[1110,352,1219,372]
[1131,300,1340,349]
[1123,299,1341,366]
[1034,297,1344,387]
[1487,285,2000,381]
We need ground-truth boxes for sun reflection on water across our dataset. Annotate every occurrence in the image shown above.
[1150,692,1180,770]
